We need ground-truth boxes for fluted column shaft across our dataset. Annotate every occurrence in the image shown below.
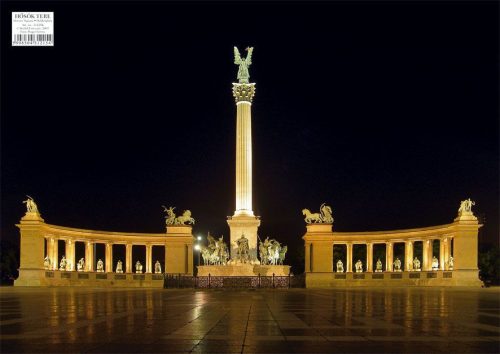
[235,101,253,216]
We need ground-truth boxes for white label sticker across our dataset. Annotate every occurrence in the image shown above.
[12,12,54,46]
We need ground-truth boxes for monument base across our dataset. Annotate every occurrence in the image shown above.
[197,264,290,277]
[305,270,483,288]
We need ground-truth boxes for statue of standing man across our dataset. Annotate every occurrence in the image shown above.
[234,47,253,84]
[236,234,250,263]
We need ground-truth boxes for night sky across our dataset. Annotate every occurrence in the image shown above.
[1,1,498,269]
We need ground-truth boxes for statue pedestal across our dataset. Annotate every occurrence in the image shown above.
[227,215,261,261]
[197,264,290,277]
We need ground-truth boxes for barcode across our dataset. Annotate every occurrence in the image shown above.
[12,34,53,43]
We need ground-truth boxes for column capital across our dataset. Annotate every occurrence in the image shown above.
[232,83,255,103]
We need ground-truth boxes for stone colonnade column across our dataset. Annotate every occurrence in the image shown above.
[386,242,393,271]
[366,243,373,272]
[66,239,75,271]
[105,243,113,273]
[51,237,58,270]
[85,241,94,271]
[126,244,132,273]
[422,239,431,271]
[346,243,352,272]
[439,239,445,270]
[146,244,152,273]
[446,237,453,269]
[405,241,413,271]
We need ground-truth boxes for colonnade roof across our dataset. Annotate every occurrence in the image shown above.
[42,223,167,240]
[304,222,466,243]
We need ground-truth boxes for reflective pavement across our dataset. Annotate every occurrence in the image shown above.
[1,287,499,353]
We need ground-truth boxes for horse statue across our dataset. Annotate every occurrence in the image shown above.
[302,208,322,224]
[162,206,176,225]
[267,240,281,265]
[278,245,287,265]
[320,203,334,223]
[174,210,195,225]
[201,246,211,265]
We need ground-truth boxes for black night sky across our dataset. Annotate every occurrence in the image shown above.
[1,1,498,270]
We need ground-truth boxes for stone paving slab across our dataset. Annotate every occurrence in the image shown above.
[0,287,499,353]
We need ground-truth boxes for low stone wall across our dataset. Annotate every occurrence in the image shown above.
[15,269,165,287]
[306,270,483,287]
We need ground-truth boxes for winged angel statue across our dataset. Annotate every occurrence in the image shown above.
[234,46,253,83]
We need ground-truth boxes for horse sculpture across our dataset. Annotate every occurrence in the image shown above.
[302,208,322,223]
[278,245,287,265]
[175,210,195,225]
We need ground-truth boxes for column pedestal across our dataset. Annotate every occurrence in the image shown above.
[227,215,261,261]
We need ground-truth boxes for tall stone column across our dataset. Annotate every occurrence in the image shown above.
[66,239,75,271]
[422,239,431,271]
[105,243,113,273]
[49,237,57,270]
[126,244,132,273]
[52,237,58,270]
[146,244,152,273]
[405,241,413,271]
[346,243,353,273]
[386,242,393,272]
[85,241,94,272]
[227,82,260,260]
[439,239,445,270]
[366,243,373,272]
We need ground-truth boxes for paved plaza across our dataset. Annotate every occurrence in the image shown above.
[0,287,499,353]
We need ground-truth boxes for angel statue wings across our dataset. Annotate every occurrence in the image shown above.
[234,46,253,83]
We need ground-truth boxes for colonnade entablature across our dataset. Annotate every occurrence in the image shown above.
[15,208,195,286]
[302,200,482,287]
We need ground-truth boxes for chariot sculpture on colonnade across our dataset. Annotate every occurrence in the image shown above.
[162,206,195,226]
[302,203,334,224]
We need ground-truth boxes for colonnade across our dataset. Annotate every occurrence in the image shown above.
[302,208,482,287]
[327,237,454,272]
[45,237,163,273]
[15,211,195,286]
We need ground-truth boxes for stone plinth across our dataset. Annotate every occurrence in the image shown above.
[227,215,261,260]
[165,225,193,275]
[197,264,290,277]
